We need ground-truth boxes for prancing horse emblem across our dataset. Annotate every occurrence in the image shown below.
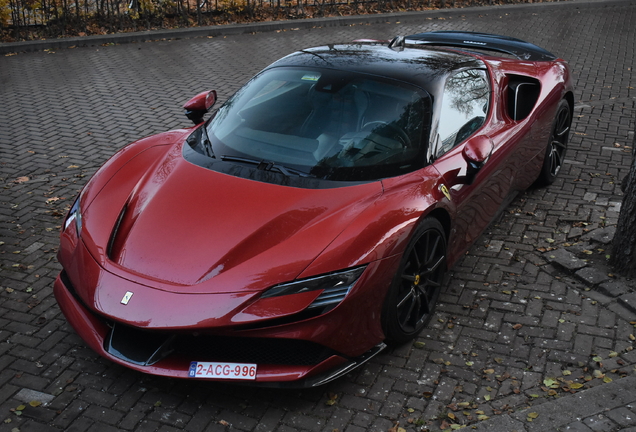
[440,184,452,201]
[121,291,133,305]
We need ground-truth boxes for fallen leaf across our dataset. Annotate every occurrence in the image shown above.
[413,341,425,349]
[219,419,230,426]
[512,324,523,330]
[543,378,558,388]
[29,400,42,407]
[14,176,29,183]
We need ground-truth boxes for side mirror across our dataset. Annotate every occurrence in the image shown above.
[462,136,493,185]
[183,90,217,125]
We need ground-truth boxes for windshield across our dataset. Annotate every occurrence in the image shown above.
[201,67,432,182]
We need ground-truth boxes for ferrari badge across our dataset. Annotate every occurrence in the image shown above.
[440,184,451,201]
[121,291,134,305]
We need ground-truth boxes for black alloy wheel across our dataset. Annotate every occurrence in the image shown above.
[539,99,571,185]
[382,218,447,345]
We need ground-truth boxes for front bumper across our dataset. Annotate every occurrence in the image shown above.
[54,238,400,386]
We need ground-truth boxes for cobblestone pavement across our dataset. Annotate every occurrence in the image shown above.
[1,1,636,431]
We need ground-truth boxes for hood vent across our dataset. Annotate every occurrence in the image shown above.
[107,203,129,262]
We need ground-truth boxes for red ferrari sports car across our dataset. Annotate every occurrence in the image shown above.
[54,31,573,387]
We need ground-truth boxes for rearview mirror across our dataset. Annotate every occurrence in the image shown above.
[183,90,217,125]
[462,136,493,185]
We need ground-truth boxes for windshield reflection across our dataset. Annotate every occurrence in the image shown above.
[203,67,432,182]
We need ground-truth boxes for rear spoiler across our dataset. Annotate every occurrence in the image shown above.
[399,31,557,62]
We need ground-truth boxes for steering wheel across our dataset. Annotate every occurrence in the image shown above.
[362,121,411,147]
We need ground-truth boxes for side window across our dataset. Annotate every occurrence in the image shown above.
[436,69,490,157]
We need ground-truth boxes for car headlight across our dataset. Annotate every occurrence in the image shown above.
[262,266,366,310]
[63,195,82,236]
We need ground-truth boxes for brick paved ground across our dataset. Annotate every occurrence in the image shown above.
[1,1,636,431]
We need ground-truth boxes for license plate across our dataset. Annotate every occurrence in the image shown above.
[188,362,257,380]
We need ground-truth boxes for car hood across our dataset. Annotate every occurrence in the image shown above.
[97,143,383,291]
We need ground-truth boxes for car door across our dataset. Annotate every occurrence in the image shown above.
[430,68,518,265]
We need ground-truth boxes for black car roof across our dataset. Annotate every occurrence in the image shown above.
[266,43,485,96]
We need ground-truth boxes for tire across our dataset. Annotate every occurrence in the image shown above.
[537,99,571,185]
[382,218,447,345]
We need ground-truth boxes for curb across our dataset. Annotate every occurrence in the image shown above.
[470,376,636,431]
[2,0,635,54]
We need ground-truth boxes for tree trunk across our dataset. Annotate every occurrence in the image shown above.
[610,127,636,277]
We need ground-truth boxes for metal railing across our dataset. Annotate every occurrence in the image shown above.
[1,0,545,42]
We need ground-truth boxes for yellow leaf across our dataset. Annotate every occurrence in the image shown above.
[484,395,491,401]
[527,412,539,419]
[28,400,42,407]
[570,383,584,389]
[603,376,613,383]
[483,369,495,374]
[477,415,489,421]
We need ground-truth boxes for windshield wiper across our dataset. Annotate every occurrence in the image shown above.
[220,155,310,177]
[200,127,216,159]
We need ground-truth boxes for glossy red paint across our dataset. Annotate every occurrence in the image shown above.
[183,90,217,112]
[55,36,574,386]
